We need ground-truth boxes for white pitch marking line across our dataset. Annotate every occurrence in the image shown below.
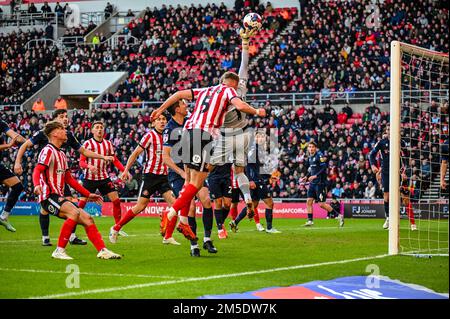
[0,226,356,244]
[29,253,390,299]
[0,267,182,280]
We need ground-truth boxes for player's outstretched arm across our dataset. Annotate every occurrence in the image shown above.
[231,97,266,117]
[368,143,380,173]
[120,146,144,181]
[0,136,18,151]
[14,139,34,175]
[151,90,193,121]
[6,128,26,145]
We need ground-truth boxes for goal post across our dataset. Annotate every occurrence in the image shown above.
[389,41,449,256]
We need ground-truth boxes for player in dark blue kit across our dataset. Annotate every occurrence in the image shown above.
[162,100,217,257]
[369,128,391,229]
[13,109,114,245]
[0,119,26,232]
[230,130,281,233]
[207,163,233,239]
[301,141,344,227]
[369,127,416,230]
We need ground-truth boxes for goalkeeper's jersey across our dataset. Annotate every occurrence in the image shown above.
[222,79,248,129]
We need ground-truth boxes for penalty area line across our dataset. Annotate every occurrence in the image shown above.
[28,253,390,299]
[0,267,183,280]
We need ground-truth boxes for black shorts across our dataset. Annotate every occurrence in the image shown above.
[169,176,184,197]
[181,129,214,172]
[381,172,389,193]
[307,184,327,202]
[208,177,232,200]
[139,173,172,199]
[41,193,74,217]
[251,181,270,201]
[82,178,116,196]
[0,163,15,182]
[231,188,242,204]
[63,184,73,197]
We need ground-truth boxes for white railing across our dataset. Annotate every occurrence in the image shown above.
[0,12,58,27]
[0,104,22,112]
[91,89,449,110]
[25,38,60,50]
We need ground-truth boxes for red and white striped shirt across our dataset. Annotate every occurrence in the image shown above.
[139,129,167,175]
[185,84,238,135]
[82,138,115,180]
[37,144,69,202]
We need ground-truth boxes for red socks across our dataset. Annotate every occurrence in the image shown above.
[164,216,178,239]
[58,218,78,249]
[230,206,238,220]
[407,202,415,225]
[254,207,260,224]
[112,199,122,224]
[172,184,199,216]
[85,224,106,252]
[78,200,87,209]
[114,209,137,231]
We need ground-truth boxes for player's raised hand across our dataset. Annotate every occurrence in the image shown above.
[34,186,42,195]
[150,109,161,122]
[87,193,103,205]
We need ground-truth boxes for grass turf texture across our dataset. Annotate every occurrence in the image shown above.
[0,216,448,299]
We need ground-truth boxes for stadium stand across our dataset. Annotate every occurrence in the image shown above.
[0,1,448,202]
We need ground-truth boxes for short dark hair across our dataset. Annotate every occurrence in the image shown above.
[220,71,239,84]
[168,101,181,116]
[43,121,64,138]
[308,140,318,147]
[52,109,67,119]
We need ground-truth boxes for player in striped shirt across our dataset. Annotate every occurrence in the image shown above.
[162,100,217,255]
[32,121,121,260]
[14,109,114,246]
[0,119,26,232]
[211,27,261,223]
[78,121,130,236]
[151,71,266,232]
[109,113,186,243]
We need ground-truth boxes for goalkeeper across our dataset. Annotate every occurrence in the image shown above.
[209,26,260,222]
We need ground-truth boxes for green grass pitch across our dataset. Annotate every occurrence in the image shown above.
[0,216,448,299]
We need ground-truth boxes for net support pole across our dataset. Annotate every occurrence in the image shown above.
[389,41,401,255]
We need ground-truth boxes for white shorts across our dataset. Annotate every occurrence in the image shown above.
[210,129,250,167]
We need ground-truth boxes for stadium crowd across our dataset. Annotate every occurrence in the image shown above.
[2,0,448,107]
